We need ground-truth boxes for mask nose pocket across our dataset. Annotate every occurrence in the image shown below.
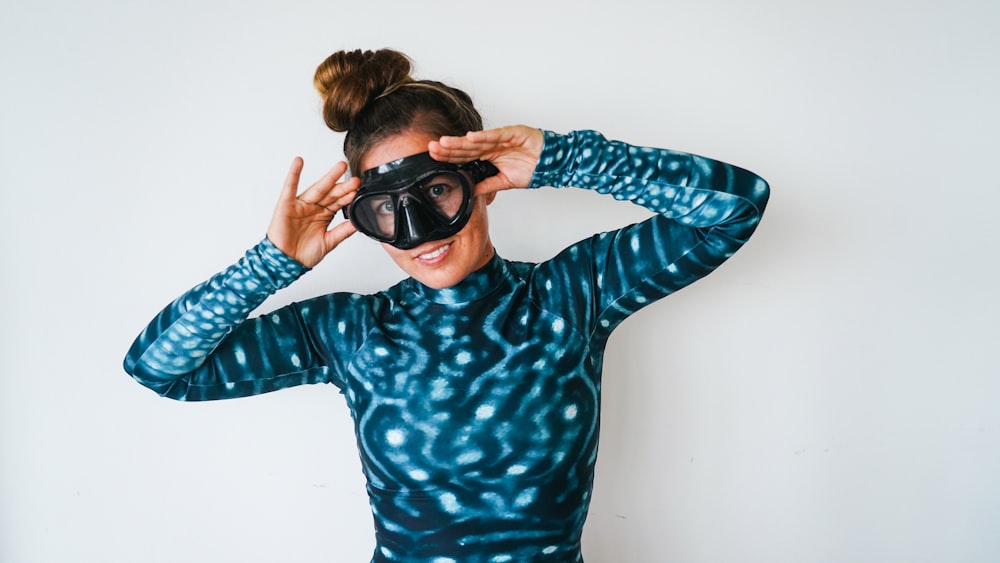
[396,194,439,247]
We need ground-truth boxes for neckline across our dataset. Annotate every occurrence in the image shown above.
[407,251,512,305]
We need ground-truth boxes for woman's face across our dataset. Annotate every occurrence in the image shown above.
[359,130,496,290]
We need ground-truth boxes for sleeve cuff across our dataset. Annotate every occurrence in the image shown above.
[528,130,575,189]
[250,237,309,292]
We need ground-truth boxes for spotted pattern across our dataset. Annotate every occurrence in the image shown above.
[124,130,769,562]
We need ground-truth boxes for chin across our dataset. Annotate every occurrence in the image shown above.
[407,257,477,290]
[415,273,463,290]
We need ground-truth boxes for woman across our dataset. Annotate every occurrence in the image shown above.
[124,48,769,563]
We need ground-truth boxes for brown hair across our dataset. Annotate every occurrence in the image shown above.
[314,49,484,174]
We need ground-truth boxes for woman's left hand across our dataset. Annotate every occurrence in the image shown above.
[429,125,544,196]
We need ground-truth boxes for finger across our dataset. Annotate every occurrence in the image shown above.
[316,189,357,218]
[298,161,350,205]
[461,127,523,147]
[429,142,498,163]
[434,136,502,153]
[473,175,512,196]
[441,127,513,144]
[278,157,305,201]
[431,127,526,162]
[316,176,360,210]
[323,219,358,249]
[467,126,544,155]
[435,134,485,149]
[298,161,348,204]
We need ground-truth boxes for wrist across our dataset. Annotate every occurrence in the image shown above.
[255,237,310,288]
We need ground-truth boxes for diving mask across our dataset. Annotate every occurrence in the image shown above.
[345,152,499,250]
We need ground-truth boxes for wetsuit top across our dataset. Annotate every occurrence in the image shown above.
[124,130,769,563]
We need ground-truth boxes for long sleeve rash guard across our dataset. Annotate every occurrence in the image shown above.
[124,130,769,563]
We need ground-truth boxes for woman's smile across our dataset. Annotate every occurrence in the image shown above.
[415,242,452,264]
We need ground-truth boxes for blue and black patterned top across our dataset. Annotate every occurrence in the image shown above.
[124,130,769,563]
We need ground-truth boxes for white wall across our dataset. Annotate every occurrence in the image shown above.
[2,1,998,562]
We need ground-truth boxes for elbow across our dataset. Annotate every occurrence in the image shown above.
[752,176,770,217]
[122,356,190,401]
[731,164,770,217]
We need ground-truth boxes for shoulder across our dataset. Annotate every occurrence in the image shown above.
[509,239,603,304]
[293,288,394,331]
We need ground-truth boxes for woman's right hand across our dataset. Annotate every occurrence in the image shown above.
[266,158,359,268]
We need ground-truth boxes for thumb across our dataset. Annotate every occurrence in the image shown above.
[473,175,515,196]
[323,220,358,250]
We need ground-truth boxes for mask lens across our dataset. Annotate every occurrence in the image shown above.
[418,173,466,219]
[352,194,397,239]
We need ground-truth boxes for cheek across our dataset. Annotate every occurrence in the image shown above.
[464,200,491,237]
[381,243,409,265]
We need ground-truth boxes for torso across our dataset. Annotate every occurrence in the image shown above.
[333,257,599,562]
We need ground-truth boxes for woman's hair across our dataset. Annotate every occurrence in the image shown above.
[314,49,483,174]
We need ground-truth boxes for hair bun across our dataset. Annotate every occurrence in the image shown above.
[314,49,412,132]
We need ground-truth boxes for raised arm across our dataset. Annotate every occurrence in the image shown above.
[123,159,360,400]
[529,129,770,337]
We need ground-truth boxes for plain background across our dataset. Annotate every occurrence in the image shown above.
[2,0,998,562]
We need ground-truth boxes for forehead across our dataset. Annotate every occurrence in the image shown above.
[359,131,438,173]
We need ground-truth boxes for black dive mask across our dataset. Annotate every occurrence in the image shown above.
[345,152,499,250]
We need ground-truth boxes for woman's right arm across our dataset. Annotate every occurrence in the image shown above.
[123,159,359,400]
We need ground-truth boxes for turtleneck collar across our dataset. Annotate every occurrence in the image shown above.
[405,251,513,305]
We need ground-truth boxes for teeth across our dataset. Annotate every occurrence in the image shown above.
[418,244,450,260]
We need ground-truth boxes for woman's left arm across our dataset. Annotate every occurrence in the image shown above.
[433,126,770,334]
[531,128,770,333]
